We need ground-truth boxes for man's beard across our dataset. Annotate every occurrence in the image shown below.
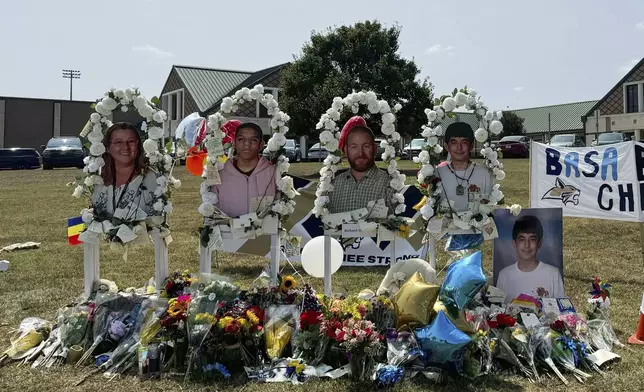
[348,156,375,172]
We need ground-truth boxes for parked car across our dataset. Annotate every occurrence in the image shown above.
[307,143,329,161]
[498,135,530,158]
[262,139,301,162]
[548,134,585,148]
[374,138,386,160]
[41,137,86,169]
[591,132,630,147]
[0,148,41,170]
[401,138,428,159]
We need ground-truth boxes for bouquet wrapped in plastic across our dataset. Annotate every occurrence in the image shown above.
[0,317,50,367]
[265,305,299,361]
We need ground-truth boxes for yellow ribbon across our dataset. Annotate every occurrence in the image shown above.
[413,196,428,211]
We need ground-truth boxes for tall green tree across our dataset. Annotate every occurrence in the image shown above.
[280,21,434,138]
[499,111,526,137]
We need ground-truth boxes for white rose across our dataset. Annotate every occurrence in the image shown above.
[325,138,339,151]
[95,157,105,167]
[382,112,396,125]
[125,88,135,99]
[490,120,503,135]
[379,100,391,114]
[490,189,504,202]
[417,171,426,183]
[153,110,168,123]
[140,121,148,131]
[81,209,94,224]
[319,130,334,144]
[455,92,467,106]
[435,107,445,119]
[509,204,522,216]
[425,110,437,122]
[139,104,154,118]
[427,136,438,147]
[147,127,164,140]
[153,201,164,212]
[90,143,106,156]
[394,103,403,112]
[273,132,286,146]
[95,102,110,116]
[496,111,503,120]
[418,150,430,164]
[88,130,103,144]
[114,89,126,99]
[351,105,359,114]
[367,100,380,114]
[202,192,218,205]
[83,156,90,165]
[148,154,160,164]
[420,164,434,178]
[84,176,94,187]
[266,138,280,152]
[392,193,405,204]
[391,132,401,142]
[90,113,101,124]
[433,145,443,154]
[143,139,158,154]
[433,125,444,136]
[420,203,434,219]
[163,202,173,213]
[474,128,488,143]
[101,97,118,111]
[496,170,506,180]
[381,123,395,135]
[121,106,129,113]
[442,97,457,112]
[72,185,84,198]
[476,108,486,116]
[466,96,477,107]
[171,177,181,188]
[485,110,494,121]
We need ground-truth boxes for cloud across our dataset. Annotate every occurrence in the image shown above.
[132,45,174,58]
[636,22,644,30]
[513,86,524,92]
[618,58,639,74]
[426,44,455,55]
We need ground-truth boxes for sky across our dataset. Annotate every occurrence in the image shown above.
[1,0,643,110]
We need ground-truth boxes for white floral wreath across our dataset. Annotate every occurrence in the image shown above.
[197,84,296,231]
[415,87,509,231]
[72,87,180,240]
[312,91,405,218]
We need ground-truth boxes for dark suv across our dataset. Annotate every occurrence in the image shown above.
[0,148,41,170]
[41,137,86,169]
[263,139,301,162]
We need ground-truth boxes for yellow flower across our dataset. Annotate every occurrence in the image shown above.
[218,316,234,329]
[246,310,260,325]
[237,317,248,328]
[280,275,297,292]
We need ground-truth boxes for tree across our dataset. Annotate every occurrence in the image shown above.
[280,21,434,138]
[499,111,526,137]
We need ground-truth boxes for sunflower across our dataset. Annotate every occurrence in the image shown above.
[280,275,297,292]
[167,299,187,318]
[246,310,260,325]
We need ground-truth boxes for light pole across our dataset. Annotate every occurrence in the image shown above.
[62,69,81,101]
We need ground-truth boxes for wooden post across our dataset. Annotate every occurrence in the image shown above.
[83,241,99,299]
[152,229,169,293]
[324,235,332,297]
[270,234,280,287]
[199,245,212,274]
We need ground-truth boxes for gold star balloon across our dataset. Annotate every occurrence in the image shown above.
[394,272,440,327]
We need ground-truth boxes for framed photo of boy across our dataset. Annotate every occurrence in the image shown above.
[492,207,565,302]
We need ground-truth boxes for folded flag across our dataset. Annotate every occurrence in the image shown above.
[67,216,84,246]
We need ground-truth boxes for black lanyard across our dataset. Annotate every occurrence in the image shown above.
[112,172,136,211]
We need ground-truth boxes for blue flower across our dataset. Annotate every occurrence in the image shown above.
[376,365,404,387]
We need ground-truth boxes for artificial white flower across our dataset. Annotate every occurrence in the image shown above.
[476,108,486,116]
[323,154,341,165]
[427,136,439,147]
[351,105,359,114]
[197,202,215,217]
[147,127,164,140]
[435,107,445,120]
[420,164,434,178]
[489,120,503,135]
[467,96,477,107]
[496,110,503,119]
[381,123,395,136]
[153,110,168,123]
[143,139,158,154]
[365,91,377,103]
[485,110,494,121]
[474,128,488,143]
[395,204,406,214]
[392,193,405,205]
[133,96,147,109]
[163,202,173,213]
[272,132,287,146]
[442,97,457,112]
[277,160,290,176]
[90,143,106,156]
[433,125,444,136]
[426,110,437,122]
[120,106,129,113]
[114,89,126,99]
[72,185,84,198]
[148,154,160,164]
[95,157,105,167]
[90,113,101,124]
[88,130,103,144]
[379,100,391,114]
[95,102,110,117]
[202,192,218,205]
[455,92,467,106]
[509,204,522,216]
[139,104,154,119]
[81,209,94,224]
[278,176,298,199]
[391,132,401,142]
[152,201,163,212]
[367,100,380,114]
[83,156,91,165]
[394,103,402,112]
[496,170,506,180]
[382,112,396,125]
[325,138,339,151]
[433,145,443,154]
[88,162,99,173]
[84,176,94,187]
[390,178,405,191]
[418,150,430,164]
[101,97,118,111]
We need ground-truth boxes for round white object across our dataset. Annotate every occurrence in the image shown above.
[301,236,343,278]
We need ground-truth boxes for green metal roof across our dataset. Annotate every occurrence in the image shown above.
[511,100,598,134]
[173,66,252,112]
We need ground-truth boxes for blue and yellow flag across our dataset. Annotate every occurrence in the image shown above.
[67,216,84,246]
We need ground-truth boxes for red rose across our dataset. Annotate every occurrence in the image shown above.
[550,320,565,332]
[496,314,517,327]
[301,311,323,328]
[336,330,345,341]
[488,320,499,329]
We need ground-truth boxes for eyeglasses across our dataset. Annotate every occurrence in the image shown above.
[110,140,138,148]
[235,136,261,145]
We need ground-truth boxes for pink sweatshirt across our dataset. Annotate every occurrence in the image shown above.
[210,157,277,218]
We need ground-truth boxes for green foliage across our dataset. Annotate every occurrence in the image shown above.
[151,96,160,106]
[499,111,526,137]
[280,20,434,138]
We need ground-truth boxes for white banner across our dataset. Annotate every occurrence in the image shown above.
[529,141,644,222]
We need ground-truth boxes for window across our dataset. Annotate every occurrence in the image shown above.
[626,84,639,113]
[258,88,278,117]
[162,90,184,121]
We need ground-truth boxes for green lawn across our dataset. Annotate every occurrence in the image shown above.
[1,160,643,392]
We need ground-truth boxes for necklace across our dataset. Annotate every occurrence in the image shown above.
[447,163,475,196]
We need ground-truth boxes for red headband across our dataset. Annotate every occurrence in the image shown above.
[338,116,368,151]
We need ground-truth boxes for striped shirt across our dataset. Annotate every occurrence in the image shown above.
[327,165,392,214]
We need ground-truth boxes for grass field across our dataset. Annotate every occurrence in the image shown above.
[1,159,644,392]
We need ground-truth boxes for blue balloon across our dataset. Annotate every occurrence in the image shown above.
[440,251,486,310]
[445,234,484,251]
[413,310,472,365]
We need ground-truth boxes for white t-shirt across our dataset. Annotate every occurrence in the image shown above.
[497,261,565,302]
[437,163,493,212]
